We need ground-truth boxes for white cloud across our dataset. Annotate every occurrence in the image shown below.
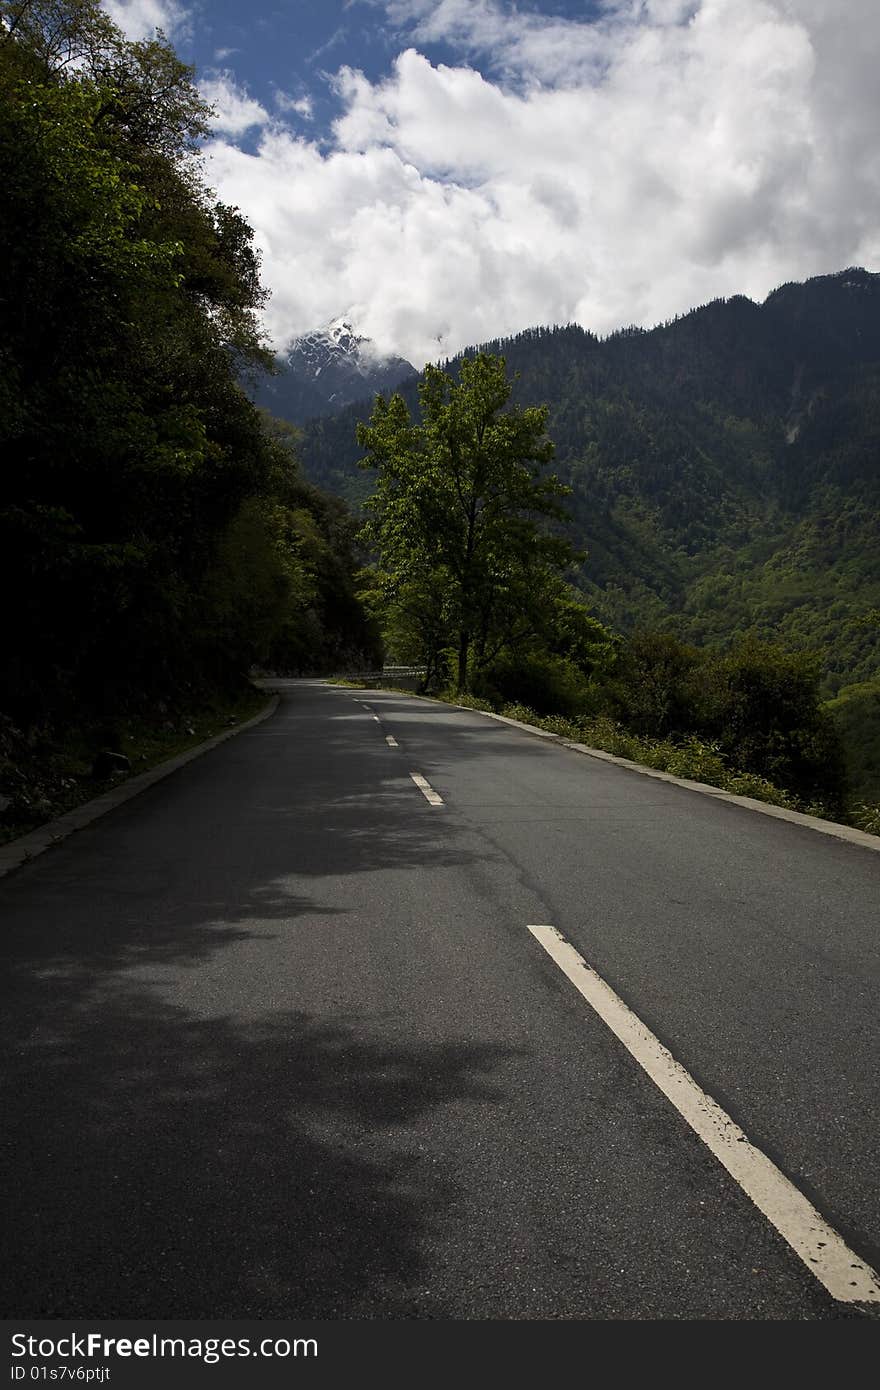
[203,0,880,367]
[274,92,315,121]
[199,71,272,137]
[103,0,190,42]
[380,0,614,86]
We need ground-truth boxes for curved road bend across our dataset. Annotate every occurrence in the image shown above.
[1,680,878,1319]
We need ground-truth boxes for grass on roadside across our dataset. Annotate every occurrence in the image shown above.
[434,691,880,834]
[0,684,271,847]
[304,678,880,835]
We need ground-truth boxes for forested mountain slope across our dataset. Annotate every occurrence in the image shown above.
[297,269,880,699]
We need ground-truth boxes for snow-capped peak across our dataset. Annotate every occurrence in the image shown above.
[306,316,366,361]
[286,316,413,382]
[325,316,361,348]
[259,316,416,422]
[286,316,380,379]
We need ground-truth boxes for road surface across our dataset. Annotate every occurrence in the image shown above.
[1,681,878,1319]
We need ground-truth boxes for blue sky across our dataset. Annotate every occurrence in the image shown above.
[106,1,880,366]
[181,1,420,138]
[170,2,602,132]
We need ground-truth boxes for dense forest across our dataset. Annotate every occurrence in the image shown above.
[0,1,379,838]
[298,272,880,800]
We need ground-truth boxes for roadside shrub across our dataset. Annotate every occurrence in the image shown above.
[705,637,848,812]
[603,631,848,812]
[475,651,591,717]
[430,690,853,824]
[601,630,705,737]
[851,802,880,835]
[660,737,728,784]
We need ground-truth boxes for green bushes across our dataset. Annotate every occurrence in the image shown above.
[595,631,848,814]
[824,677,880,802]
[851,803,880,835]
[704,638,847,810]
[473,651,593,717]
[602,630,704,737]
[447,701,822,816]
[436,625,866,826]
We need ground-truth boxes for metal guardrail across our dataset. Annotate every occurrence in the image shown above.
[336,666,427,680]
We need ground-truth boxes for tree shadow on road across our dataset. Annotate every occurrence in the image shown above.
[1,980,518,1317]
[0,689,537,1317]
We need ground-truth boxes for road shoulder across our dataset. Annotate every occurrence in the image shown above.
[0,696,279,880]
[349,684,880,855]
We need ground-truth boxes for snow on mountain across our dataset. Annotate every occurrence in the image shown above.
[253,317,416,425]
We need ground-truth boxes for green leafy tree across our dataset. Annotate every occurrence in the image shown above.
[825,677,880,802]
[358,563,452,690]
[707,637,848,809]
[604,630,704,737]
[357,354,576,691]
[0,0,375,734]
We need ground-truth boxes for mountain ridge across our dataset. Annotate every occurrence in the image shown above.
[251,316,416,422]
[294,269,880,729]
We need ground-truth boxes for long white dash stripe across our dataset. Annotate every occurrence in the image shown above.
[410,772,443,806]
[386,736,399,748]
[527,924,880,1305]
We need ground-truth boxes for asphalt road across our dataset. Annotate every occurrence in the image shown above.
[1,681,878,1320]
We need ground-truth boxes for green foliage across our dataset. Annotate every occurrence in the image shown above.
[196,496,308,672]
[850,803,880,836]
[357,353,579,691]
[600,630,847,812]
[459,624,848,813]
[603,630,703,737]
[825,677,880,802]
[473,651,594,718]
[705,637,847,809]
[0,0,378,748]
[357,565,452,689]
[297,272,880,795]
[546,593,618,675]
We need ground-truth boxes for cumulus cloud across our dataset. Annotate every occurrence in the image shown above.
[199,71,272,137]
[274,92,315,121]
[203,0,880,366]
[104,0,190,42]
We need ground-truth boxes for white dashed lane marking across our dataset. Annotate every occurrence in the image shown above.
[528,923,880,1306]
[410,772,443,806]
